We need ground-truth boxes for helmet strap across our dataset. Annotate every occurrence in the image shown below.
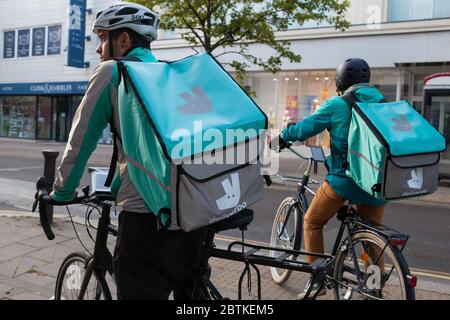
[108,31,114,59]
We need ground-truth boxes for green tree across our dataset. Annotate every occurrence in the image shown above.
[131,0,350,80]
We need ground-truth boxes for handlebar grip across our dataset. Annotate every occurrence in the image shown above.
[263,175,273,186]
[38,192,55,241]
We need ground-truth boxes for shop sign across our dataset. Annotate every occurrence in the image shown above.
[0,82,88,95]
[67,0,87,68]
[32,27,46,56]
[47,25,62,55]
[17,29,30,57]
[3,31,15,58]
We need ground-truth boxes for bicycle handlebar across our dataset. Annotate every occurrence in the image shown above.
[285,145,310,161]
[32,177,55,240]
[32,176,85,241]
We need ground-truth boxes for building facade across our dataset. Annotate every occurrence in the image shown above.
[0,0,112,142]
[1,0,449,162]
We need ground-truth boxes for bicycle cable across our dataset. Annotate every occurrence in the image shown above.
[85,205,101,243]
[66,205,92,256]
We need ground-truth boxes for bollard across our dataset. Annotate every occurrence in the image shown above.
[43,150,59,225]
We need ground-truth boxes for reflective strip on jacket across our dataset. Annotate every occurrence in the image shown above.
[51,47,157,213]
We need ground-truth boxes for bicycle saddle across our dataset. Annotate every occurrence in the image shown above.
[210,209,254,233]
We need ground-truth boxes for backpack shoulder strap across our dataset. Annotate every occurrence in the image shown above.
[341,92,359,172]
[114,56,142,62]
[105,117,119,187]
[105,56,142,187]
[341,92,358,108]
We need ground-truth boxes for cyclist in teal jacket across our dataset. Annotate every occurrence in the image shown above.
[50,2,207,300]
[272,58,387,298]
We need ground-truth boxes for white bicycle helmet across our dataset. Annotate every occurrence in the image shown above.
[93,2,160,41]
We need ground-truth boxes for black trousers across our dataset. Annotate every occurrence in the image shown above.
[112,211,208,300]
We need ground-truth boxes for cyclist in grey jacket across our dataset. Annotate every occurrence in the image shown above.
[51,2,207,300]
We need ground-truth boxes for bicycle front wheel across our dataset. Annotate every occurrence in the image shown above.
[333,231,415,300]
[269,197,303,285]
[54,252,113,300]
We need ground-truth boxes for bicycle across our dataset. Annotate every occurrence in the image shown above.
[32,169,118,300]
[268,144,417,300]
[32,157,416,300]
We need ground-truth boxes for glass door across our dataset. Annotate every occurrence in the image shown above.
[424,91,450,178]
[53,96,70,142]
[429,95,450,163]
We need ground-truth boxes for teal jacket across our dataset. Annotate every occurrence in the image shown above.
[51,47,157,212]
[282,84,387,206]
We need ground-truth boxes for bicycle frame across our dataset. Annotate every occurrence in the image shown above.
[274,146,412,298]
[77,200,117,300]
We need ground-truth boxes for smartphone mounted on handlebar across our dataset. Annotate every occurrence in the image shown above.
[88,167,112,197]
[308,145,326,163]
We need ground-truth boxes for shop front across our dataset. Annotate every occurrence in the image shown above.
[423,73,450,178]
[0,82,87,142]
[247,65,449,131]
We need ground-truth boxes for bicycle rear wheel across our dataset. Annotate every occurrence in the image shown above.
[333,231,415,300]
[269,197,303,284]
[54,252,113,300]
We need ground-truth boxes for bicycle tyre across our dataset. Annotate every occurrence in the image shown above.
[54,252,112,300]
[269,197,303,284]
[333,231,415,300]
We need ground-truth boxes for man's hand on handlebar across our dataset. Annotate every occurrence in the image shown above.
[32,176,81,241]
[269,134,292,152]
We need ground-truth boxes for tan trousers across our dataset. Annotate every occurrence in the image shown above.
[304,181,385,264]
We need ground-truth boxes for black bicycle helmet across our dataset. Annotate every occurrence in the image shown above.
[335,58,371,93]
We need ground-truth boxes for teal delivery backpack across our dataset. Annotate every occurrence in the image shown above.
[115,53,268,231]
[344,95,446,200]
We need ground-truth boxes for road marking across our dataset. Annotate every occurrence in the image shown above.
[265,185,450,209]
[409,268,450,281]
[215,234,450,281]
[0,166,43,172]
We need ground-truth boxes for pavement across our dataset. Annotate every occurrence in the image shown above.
[0,210,449,300]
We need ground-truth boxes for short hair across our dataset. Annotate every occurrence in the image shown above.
[109,28,151,49]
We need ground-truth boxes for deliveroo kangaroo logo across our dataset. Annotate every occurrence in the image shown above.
[392,115,413,131]
[216,173,241,210]
[407,168,423,190]
[177,87,213,114]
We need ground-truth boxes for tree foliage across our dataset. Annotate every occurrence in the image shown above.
[131,0,350,80]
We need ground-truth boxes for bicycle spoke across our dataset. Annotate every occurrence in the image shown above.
[55,253,114,300]
[270,198,300,285]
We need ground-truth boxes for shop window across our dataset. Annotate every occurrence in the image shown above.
[0,96,36,138]
[371,70,407,101]
[0,97,11,136]
[250,72,335,131]
[433,0,450,19]
[389,0,450,22]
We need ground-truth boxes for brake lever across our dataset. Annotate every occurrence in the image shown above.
[33,177,52,212]
[32,192,39,212]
